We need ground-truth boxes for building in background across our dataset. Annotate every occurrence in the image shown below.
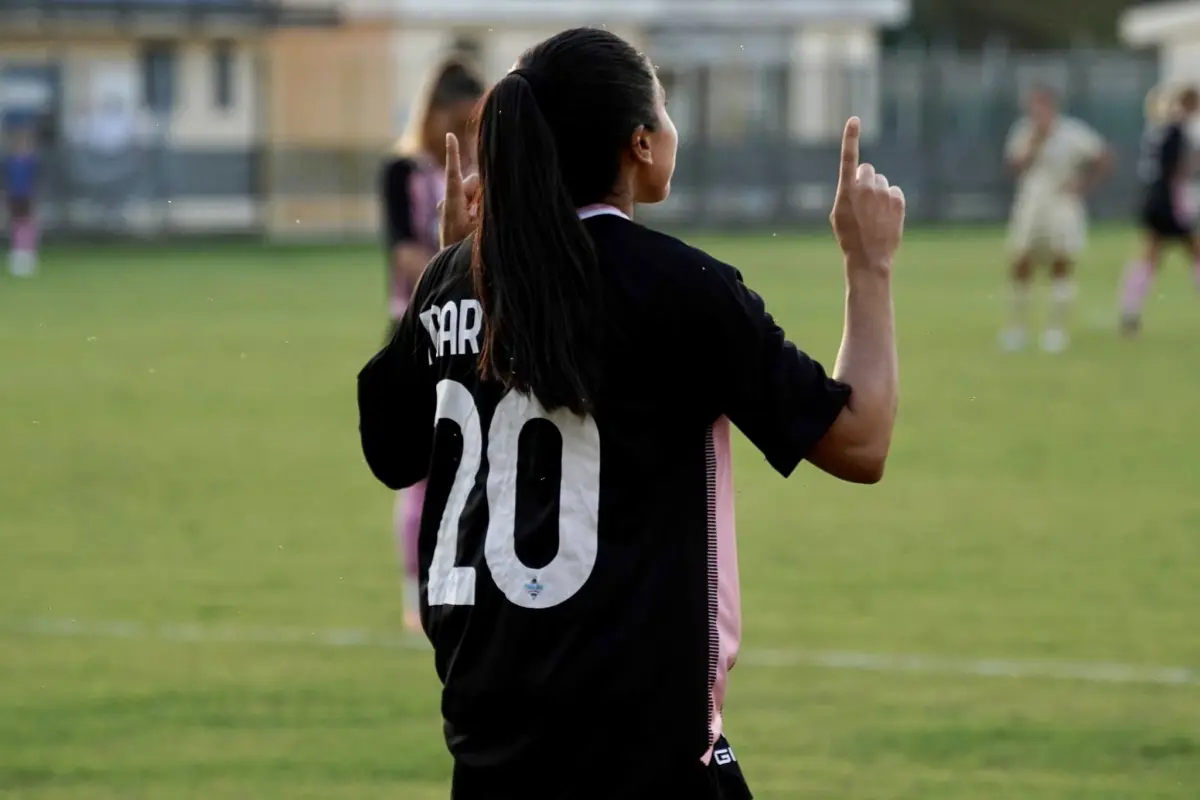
[1,0,1164,236]
[2,0,909,236]
[0,0,338,234]
[265,0,909,236]
[1120,1,1200,85]
[377,0,908,142]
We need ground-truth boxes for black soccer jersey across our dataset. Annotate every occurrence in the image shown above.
[1139,121,1187,189]
[357,209,850,797]
[1138,122,1194,237]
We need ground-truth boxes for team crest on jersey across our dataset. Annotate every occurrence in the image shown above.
[524,576,544,600]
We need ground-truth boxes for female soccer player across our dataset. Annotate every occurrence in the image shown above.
[378,57,484,633]
[359,28,904,799]
[1119,85,1200,335]
[3,126,39,277]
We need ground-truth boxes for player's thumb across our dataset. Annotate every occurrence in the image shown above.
[462,173,480,201]
[462,174,481,219]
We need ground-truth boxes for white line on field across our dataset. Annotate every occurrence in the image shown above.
[6,617,1199,688]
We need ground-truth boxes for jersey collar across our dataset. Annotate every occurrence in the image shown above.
[577,204,631,221]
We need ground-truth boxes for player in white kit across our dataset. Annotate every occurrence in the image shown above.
[1002,86,1112,353]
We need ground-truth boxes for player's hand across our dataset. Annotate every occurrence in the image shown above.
[438,132,480,249]
[830,117,905,272]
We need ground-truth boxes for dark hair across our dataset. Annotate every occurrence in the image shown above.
[472,27,659,415]
[396,56,485,157]
[430,60,486,109]
[1178,85,1200,112]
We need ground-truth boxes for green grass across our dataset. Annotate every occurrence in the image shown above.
[1,228,1199,799]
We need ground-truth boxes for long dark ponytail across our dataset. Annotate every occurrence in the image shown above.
[472,28,660,416]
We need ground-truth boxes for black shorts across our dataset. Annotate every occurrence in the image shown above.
[7,196,32,219]
[1140,187,1193,239]
[450,735,753,800]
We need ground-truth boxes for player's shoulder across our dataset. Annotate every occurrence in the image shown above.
[1007,116,1032,137]
[380,155,418,183]
[585,216,742,296]
[1061,116,1101,139]
[585,218,754,349]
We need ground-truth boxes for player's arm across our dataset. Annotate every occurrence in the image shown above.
[707,120,900,484]
[1084,146,1114,191]
[357,273,437,491]
[805,266,896,484]
[1078,125,1113,193]
[380,158,430,286]
[1006,120,1045,175]
[703,261,892,484]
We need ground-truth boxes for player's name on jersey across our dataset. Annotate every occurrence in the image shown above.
[418,299,483,361]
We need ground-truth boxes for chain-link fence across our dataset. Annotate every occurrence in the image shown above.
[1,45,1160,237]
[647,46,1158,228]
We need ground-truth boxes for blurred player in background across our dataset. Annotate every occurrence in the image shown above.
[1119,85,1200,335]
[378,57,485,633]
[359,26,903,800]
[1002,85,1111,353]
[3,126,39,277]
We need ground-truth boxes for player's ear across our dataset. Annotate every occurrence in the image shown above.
[629,125,654,166]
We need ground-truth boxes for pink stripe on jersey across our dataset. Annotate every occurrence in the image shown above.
[702,416,741,765]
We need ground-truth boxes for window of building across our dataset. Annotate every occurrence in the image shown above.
[212,40,236,111]
[140,40,176,114]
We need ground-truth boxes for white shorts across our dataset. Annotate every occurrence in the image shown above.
[1008,195,1087,259]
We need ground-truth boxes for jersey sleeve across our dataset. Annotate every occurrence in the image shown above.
[357,252,444,490]
[1072,120,1105,161]
[698,258,852,478]
[380,158,417,245]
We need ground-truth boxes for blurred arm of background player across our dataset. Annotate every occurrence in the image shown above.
[808,118,904,484]
[1072,123,1113,195]
[1006,117,1049,175]
[380,159,432,288]
[1082,144,1113,194]
[392,245,428,288]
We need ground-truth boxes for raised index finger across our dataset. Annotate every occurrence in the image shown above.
[444,132,463,196]
[839,117,861,188]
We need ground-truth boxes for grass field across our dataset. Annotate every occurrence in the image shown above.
[2,227,1199,799]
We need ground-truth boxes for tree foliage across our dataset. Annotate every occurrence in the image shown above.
[894,0,1158,49]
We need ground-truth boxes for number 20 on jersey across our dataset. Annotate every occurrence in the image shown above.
[427,379,602,610]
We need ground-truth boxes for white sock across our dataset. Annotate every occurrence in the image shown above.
[1008,282,1032,331]
[9,249,33,276]
[403,581,420,617]
[1048,278,1076,332]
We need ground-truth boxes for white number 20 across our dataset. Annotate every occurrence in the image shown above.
[427,379,601,610]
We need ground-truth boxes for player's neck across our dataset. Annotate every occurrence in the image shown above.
[598,193,635,219]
